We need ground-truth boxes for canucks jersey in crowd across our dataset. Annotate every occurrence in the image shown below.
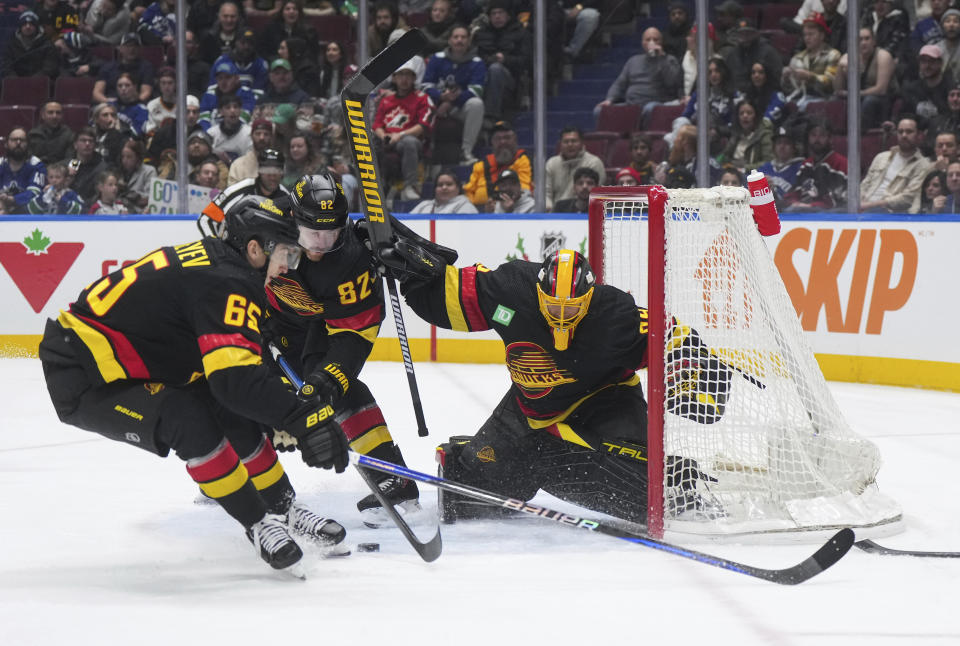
[0,155,46,210]
[27,185,84,215]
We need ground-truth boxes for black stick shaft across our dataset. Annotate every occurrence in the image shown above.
[386,277,428,435]
[340,28,430,437]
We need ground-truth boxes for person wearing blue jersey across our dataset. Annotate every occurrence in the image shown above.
[27,162,84,215]
[209,29,269,96]
[137,0,176,46]
[0,128,47,215]
[111,73,150,137]
[199,60,258,129]
[756,127,804,208]
[422,25,486,164]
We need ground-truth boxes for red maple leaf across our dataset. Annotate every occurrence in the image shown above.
[0,229,84,313]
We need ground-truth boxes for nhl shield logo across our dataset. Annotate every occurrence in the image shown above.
[540,232,566,260]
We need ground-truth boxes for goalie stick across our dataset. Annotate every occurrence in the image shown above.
[854,539,960,558]
[352,453,854,585]
[267,343,442,562]
[340,28,430,437]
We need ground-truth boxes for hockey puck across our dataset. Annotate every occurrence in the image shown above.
[357,543,380,552]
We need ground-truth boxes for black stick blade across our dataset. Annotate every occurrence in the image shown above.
[355,464,442,562]
[346,29,429,97]
[855,539,960,558]
[768,527,855,585]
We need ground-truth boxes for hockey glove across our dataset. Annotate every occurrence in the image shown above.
[664,325,732,425]
[299,363,350,407]
[272,428,298,452]
[380,239,446,283]
[282,402,349,472]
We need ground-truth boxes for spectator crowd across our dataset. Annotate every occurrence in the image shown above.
[0,0,954,214]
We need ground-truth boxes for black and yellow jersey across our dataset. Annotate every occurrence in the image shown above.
[54,237,302,428]
[403,259,649,425]
[265,222,384,379]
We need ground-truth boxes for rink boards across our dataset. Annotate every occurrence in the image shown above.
[1,212,957,391]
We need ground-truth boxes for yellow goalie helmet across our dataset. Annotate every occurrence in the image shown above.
[536,249,595,351]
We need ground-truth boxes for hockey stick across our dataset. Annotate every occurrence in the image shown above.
[354,456,442,562]
[341,28,430,437]
[352,453,855,585]
[267,342,442,562]
[854,539,960,558]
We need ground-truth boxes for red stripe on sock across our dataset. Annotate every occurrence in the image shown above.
[242,438,278,477]
[340,406,387,441]
[186,441,241,483]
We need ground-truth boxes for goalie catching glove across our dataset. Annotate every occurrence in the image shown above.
[664,324,732,425]
[380,239,445,283]
[357,214,457,285]
[281,401,349,472]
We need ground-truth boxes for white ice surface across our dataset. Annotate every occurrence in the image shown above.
[2,358,959,645]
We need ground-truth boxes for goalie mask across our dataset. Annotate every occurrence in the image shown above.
[536,250,595,351]
[290,172,349,254]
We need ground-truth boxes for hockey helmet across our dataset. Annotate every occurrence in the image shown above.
[290,172,349,254]
[536,250,595,351]
[221,194,301,272]
[258,147,285,170]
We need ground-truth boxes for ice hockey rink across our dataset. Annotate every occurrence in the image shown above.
[1,357,958,645]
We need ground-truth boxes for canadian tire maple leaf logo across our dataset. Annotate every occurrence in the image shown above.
[0,228,84,313]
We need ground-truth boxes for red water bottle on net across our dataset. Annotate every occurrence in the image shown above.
[746,170,780,236]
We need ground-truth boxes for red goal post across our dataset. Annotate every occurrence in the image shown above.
[588,185,902,541]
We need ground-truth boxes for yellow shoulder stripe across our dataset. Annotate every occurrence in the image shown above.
[444,265,469,332]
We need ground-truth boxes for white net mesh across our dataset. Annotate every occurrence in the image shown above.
[598,187,901,537]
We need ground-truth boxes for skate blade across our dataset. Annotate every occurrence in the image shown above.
[277,560,307,580]
[192,492,218,506]
[361,499,423,529]
[317,541,352,558]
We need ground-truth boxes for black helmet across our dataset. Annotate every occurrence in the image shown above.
[536,249,595,351]
[221,194,299,255]
[258,148,284,170]
[290,172,349,230]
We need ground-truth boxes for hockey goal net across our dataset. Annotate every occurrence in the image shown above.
[588,185,901,539]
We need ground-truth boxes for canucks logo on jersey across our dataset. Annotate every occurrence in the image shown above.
[505,341,576,398]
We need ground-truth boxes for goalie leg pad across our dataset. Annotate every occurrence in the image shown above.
[436,436,521,523]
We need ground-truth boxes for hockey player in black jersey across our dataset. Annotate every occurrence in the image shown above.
[263,172,423,527]
[380,244,731,524]
[38,196,351,574]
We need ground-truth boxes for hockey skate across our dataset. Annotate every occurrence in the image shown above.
[246,513,304,575]
[285,499,350,557]
[357,474,421,528]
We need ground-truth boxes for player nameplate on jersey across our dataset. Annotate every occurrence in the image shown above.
[492,305,515,326]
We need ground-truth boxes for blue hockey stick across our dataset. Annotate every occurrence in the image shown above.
[267,343,441,562]
[268,344,852,583]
